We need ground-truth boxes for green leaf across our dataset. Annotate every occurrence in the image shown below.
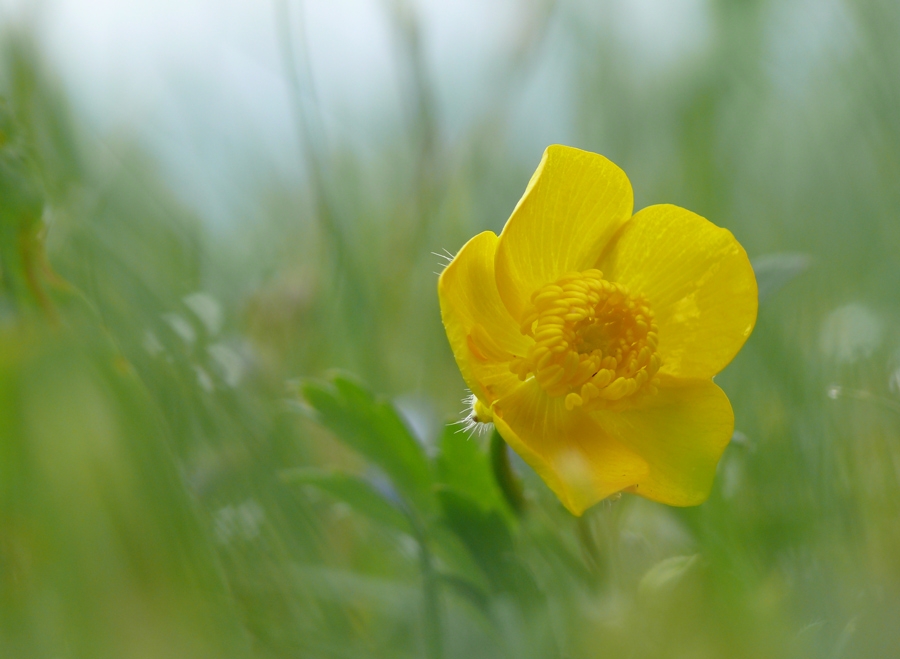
[435,425,511,520]
[281,467,412,535]
[437,487,539,600]
[300,374,433,513]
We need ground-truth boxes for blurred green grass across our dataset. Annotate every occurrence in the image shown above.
[2,1,900,657]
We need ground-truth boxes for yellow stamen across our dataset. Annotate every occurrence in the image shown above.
[565,393,583,410]
[511,269,662,410]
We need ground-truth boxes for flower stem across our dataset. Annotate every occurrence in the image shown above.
[490,429,525,515]
[419,536,443,659]
[402,507,442,659]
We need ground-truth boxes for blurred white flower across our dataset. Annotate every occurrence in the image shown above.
[142,329,164,356]
[819,303,882,363]
[162,312,196,346]
[208,343,245,388]
[194,365,214,392]
[888,348,900,395]
[184,292,223,335]
[213,500,265,544]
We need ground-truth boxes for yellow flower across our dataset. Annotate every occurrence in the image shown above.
[438,145,757,515]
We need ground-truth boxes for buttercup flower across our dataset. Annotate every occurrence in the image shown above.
[439,145,757,515]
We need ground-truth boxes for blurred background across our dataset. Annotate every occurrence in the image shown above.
[1,0,899,657]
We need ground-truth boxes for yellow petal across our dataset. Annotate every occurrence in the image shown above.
[595,377,734,506]
[491,379,648,516]
[598,204,757,379]
[494,145,634,322]
[438,231,531,404]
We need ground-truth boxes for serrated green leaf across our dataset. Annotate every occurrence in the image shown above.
[281,467,412,535]
[300,374,433,513]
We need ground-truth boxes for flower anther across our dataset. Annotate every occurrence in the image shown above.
[509,269,661,410]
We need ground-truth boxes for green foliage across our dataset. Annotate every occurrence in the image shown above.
[436,426,511,519]
[297,372,556,657]
[0,328,254,658]
[301,374,435,514]
[436,489,529,598]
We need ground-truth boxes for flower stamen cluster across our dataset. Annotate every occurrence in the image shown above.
[509,269,661,411]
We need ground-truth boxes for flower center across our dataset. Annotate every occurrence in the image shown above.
[509,269,661,411]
